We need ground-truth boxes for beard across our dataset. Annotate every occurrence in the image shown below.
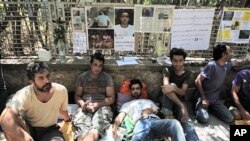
[132,92,141,99]
[34,82,52,92]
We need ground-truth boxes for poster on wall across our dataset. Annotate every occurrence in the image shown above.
[114,7,135,51]
[88,29,114,49]
[171,8,215,50]
[86,6,115,50]
[216,8,250,43]
[71,8,86,31]
[72,31,87,53]
[134,5,174,33]
[86,6,114,29]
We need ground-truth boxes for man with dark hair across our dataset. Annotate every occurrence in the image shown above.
[1,61,71,141]
[229,69,250,120]
[161,47,199,141]
[128,79,143,99]
[113,79,185,141]
[194,44,234,123]
[115,9,134,37]
[73,52,115,141]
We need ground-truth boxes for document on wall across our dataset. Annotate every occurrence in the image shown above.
[114,7,135,51]
[71,7,86,32]
[72,31,87,53]
[171,9,215,50]
[216,8,250,43]
[134,5,174,33]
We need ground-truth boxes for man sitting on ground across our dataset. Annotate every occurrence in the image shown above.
[112,79,185,141]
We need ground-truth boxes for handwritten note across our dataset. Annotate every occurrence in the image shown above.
[115,36,135,51]
[171,9,215,50]
[72,32,87,53]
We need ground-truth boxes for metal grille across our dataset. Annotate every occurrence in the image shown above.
[0,1,249,59]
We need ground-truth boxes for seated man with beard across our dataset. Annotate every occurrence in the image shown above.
[0,61,71,141]
[112,79,185,141]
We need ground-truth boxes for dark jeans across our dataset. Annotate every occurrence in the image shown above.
[194,91,234,124]
[29,124,64,141]
[162,95,199,141]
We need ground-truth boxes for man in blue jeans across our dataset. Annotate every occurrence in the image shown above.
[194,44,234,123]
[112,79,185,141]
[161,48,199,141]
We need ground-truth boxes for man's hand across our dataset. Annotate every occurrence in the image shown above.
[112,124,119,139]
[201,98,209,108]
[86,102,100,112]
[79,102,88,111]
[240,109,250,120]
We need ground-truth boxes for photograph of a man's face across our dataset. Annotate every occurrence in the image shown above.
[114,8,135,37]
[115,9,134,26]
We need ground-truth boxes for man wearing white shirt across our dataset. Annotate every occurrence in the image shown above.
[115,9,134,37]
[95,11,110,28]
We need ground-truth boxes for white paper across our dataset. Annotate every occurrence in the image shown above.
[122,56,138,61]
[171,9,215,50]
[116,60,138,66]
[72,32,87,53]
[115,36,135,51]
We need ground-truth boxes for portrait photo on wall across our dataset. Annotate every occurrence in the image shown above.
[86,6,114,29]
[88,29,114,49]
[71,8,86,31]
[114,8,134,37]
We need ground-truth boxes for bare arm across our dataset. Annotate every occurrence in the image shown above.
[112,112,126,138]
[95,86,115,108]
[162,74,189,121]
[195,74,209,107]
[231,85,250,119]
[195,74,206,99]
[162,74,188,96]
[0,107,33,141]
[59,110,71,122]
[173,83,188,97]
[74,86,85,109]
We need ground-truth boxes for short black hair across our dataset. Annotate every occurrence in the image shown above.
[90,52,105,64]
[26,61,49,80]
[213,44,227,61]
[170,48,187,60]
[129,79,143,90]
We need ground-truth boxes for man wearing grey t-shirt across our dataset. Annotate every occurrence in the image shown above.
[73,52,115,141]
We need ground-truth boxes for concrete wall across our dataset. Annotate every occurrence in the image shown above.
[1,58,170,102]
[3,57,241,103]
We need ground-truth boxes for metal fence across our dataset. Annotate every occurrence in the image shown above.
[0,1,249,59]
